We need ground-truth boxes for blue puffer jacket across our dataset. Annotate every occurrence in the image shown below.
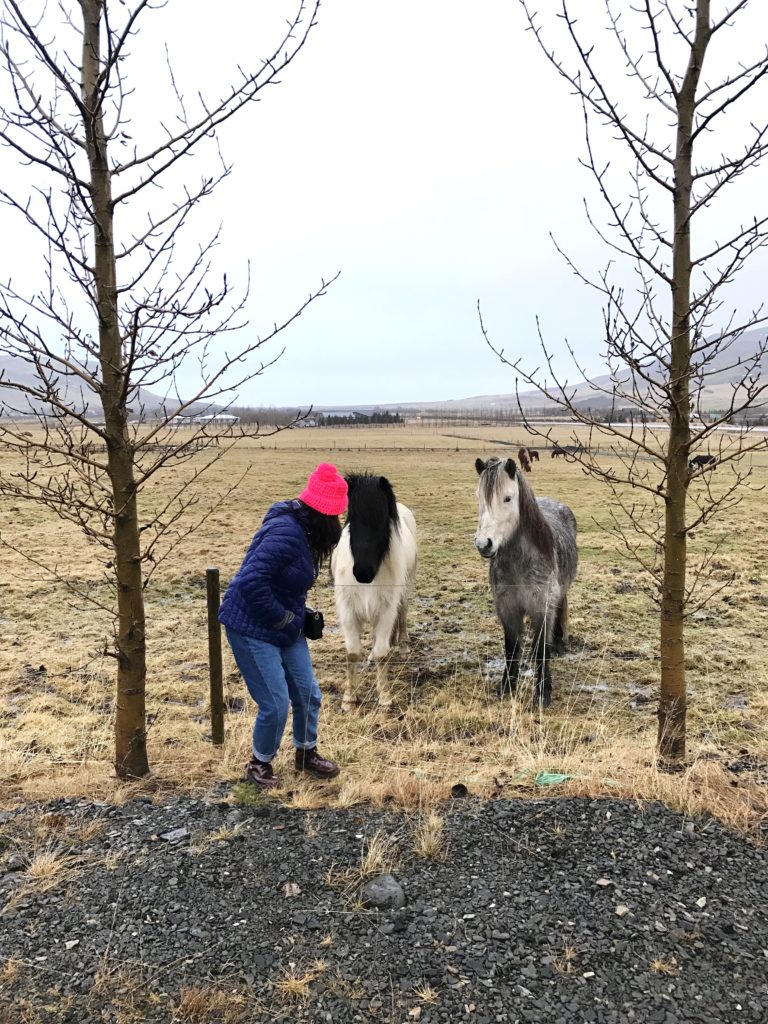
[218,500,316,647]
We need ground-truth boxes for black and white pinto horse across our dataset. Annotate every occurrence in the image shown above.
[331,473,417,710]
[475,456,578,707]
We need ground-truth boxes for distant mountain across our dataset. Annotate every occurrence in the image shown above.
[4,324,766,419]
[0,356,215,419]
[340,326,767,415]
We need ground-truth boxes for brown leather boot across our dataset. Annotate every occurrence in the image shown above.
[243,757,281,789]
[294,747,340,780]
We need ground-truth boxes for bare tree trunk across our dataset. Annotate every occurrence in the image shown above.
[658,1,710,763]
[1,0,326,782]
[82,0,148,778]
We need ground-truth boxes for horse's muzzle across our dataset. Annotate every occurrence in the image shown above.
[475,538,495,559]
[352,565,376,584]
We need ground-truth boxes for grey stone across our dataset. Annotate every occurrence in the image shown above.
[159,827,189,843]
[361,873,406,910]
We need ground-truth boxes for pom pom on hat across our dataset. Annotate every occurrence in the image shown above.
[299,462,348,515]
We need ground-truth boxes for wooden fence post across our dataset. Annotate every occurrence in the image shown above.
[206,567,225,745]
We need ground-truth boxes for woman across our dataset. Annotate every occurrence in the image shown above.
[219,463,348,789]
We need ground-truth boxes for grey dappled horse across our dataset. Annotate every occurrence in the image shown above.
[474,456,578,707]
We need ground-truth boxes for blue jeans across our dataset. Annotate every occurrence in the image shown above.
[225,627,322,763]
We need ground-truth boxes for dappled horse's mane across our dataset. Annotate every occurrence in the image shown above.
[480,457,555,563]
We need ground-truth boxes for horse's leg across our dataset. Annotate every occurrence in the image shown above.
[374,656,393,708]
[370,599,401,707]
[342,653,362,712]
[530,613,553,709]
[339,606,364,712]
[498,602,523,697]
[392,598,409,648]
[552,593,569,655]
[501,624,522,697]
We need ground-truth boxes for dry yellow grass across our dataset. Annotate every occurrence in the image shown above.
[0,958,22,986]
[325,826,402,899]
[553,941,579,975]
[172,985,250,1023]
[0,423,766,835]
[415,983,440,1004]
[1,847,79,916]
[273,960,327,1004]
[650,956,680,976]
[412,811,446,859]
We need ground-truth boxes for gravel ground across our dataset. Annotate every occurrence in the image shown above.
[1,793,767,1023]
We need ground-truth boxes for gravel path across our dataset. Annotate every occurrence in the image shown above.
[1,794,766,1023]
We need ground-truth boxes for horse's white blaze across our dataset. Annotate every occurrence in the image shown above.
[475,475,521,556]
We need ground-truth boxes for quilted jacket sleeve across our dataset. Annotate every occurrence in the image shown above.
[236,516,303,629]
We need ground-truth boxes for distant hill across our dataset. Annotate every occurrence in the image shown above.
[0,356,215,419]
[3,325,766,419]
[320,326,768,416]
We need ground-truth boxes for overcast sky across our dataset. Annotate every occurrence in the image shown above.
[3,1,768,409]
[180,0,614,408]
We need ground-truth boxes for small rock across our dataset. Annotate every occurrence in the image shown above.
[615,905,631,917]
[65,939,80,950]
[5,853,27,872]
[361,874,406,910]
[282,882,301,898]
[159,827,189,843]
[696,897,707,909]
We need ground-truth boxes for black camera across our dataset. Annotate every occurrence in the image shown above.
[303,607,324,640]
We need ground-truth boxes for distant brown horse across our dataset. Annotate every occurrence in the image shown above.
[528,449,540,462]
[518,447,532,473]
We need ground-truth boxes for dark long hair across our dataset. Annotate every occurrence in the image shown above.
[297,500,342,574]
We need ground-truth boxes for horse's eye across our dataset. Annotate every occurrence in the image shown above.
[503,496,512,503]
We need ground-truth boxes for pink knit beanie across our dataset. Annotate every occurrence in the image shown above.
[299,463,348,516]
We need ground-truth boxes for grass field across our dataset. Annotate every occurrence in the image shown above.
[1,424,767,834]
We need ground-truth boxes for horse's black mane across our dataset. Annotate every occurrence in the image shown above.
[480,457,555,562]
[346,473,399,526]
[344,472,400,572]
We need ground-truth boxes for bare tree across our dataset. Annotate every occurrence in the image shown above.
[481,0,768,761]
[0,0,332,778]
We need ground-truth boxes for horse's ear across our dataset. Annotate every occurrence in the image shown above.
[504,458,517,478]
[345,475,356,491]
[475,458,486,476]
[378,475,391,492]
